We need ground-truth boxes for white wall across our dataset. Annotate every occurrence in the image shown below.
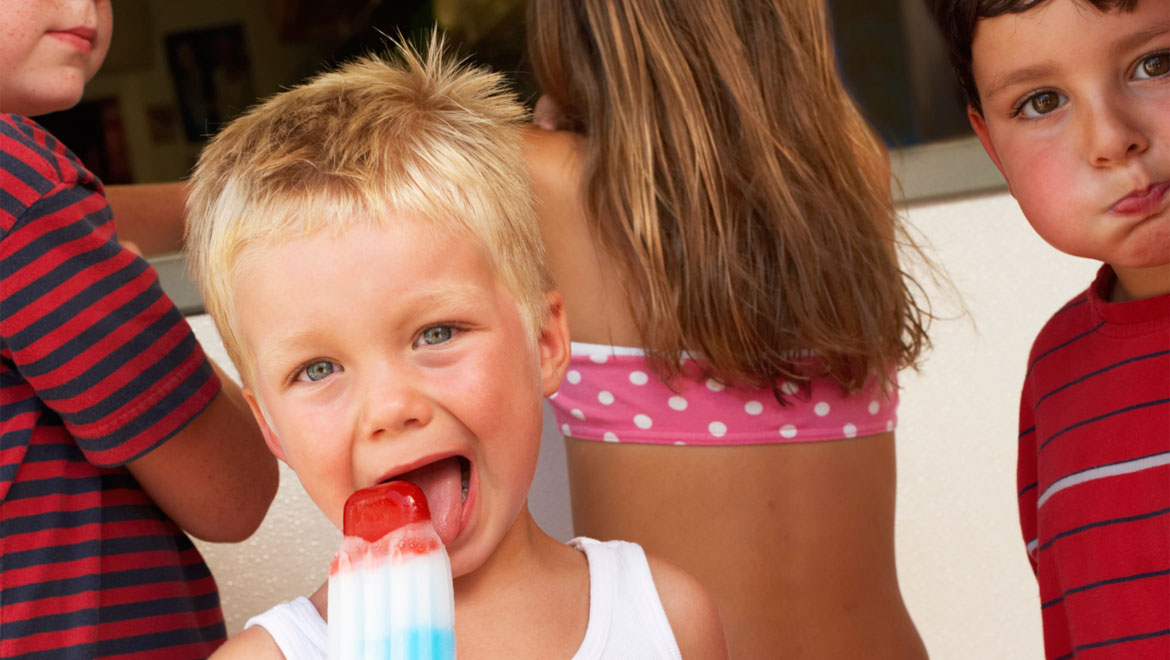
[191,190,1100,657]
[893,193,1098,658]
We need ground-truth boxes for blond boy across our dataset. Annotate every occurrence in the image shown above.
[184,42,727,659]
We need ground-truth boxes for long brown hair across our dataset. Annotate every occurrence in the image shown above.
[527,0,931,394]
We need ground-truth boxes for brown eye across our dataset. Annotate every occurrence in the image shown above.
[1014,89,1068,119]
[1137,52,1169,79]
[1030,92,1060,115]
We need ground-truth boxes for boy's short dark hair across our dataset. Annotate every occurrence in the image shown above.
[925,0,1138,115]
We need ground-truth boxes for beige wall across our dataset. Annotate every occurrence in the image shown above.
[191,191,1099,656]
[894,193,1098,658]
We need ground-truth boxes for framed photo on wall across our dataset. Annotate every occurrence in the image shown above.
[165,25,255,141]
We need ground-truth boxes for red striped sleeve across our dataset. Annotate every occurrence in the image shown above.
[1,114,226,658]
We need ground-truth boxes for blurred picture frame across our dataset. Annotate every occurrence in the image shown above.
[165,25,255,141]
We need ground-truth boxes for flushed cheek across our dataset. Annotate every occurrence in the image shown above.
[1006,154,1093,242]
[1019,200,1100,258]
[268,399,353,471]
[1007,140,1078,199]
[449,353,541,415]
[457,374,542,469]
[992,118,1061,176]
[280,429,351,528]
[476,401,544,496]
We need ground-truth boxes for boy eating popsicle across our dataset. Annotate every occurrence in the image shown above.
[184,39,727,659]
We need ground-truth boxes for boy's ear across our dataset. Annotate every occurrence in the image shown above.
[537,291,572,397]
[242,386,289,464]
[967,105,1010,188]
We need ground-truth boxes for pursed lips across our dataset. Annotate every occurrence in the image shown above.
[1110,181,1170,216]
[47,26,97,53]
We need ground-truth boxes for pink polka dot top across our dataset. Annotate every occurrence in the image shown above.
[547,342,898,446]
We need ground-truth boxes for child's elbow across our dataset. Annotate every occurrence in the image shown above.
[127,390,280,542]
[188,455,279,543]
[231,462,280,540]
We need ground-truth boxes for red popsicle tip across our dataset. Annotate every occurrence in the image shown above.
[343,481,432,542]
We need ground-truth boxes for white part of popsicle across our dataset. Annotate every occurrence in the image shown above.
[328,522,455,660]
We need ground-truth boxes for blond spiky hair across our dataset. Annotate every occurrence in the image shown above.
[185,36,551,383]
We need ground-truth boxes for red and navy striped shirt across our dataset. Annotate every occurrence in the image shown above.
[1,114,226,658]
[1018,265,1170,660]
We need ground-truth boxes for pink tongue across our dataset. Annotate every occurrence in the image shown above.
[398,457,463,545]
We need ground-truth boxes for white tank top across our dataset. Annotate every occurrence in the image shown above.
[244,537,682,659]
[568,537,683,659]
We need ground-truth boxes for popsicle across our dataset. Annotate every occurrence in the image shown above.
[328,481,456,660]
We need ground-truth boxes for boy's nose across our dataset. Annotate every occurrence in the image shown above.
[357,369,433,439]
[1084,97,1149,167]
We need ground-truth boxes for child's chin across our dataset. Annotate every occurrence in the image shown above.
[448,544,486,580]
[34,76,88,114]
[447,522,512,580]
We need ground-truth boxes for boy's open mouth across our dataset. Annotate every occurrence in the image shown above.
[379,456,470,546]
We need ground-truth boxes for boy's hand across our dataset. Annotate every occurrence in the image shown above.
[106,182,189,256]
[118,238,142,257]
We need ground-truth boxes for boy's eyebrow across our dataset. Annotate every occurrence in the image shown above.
[412,285,489,308]
[982,64,1057,101]
[1111,22,1170,56]
[982,21,1168,101]
[254,330,326,371]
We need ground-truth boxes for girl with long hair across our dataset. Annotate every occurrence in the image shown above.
[525,1,932,656]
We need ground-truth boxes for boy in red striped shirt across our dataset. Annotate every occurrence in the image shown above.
[926,0,1169,657]
[1,1,277,657]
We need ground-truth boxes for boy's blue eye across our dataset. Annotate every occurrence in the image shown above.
[420,326,454,345]
[301,360,337,381]
[1133,51,1169,80]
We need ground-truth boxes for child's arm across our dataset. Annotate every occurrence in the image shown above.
[2,119,274,542]
[211,579,327,659]
[105,182,189,256]
[209,627,286,659]
[127,362,278,542]
[104,185,278,540]
[647,556,729,659]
